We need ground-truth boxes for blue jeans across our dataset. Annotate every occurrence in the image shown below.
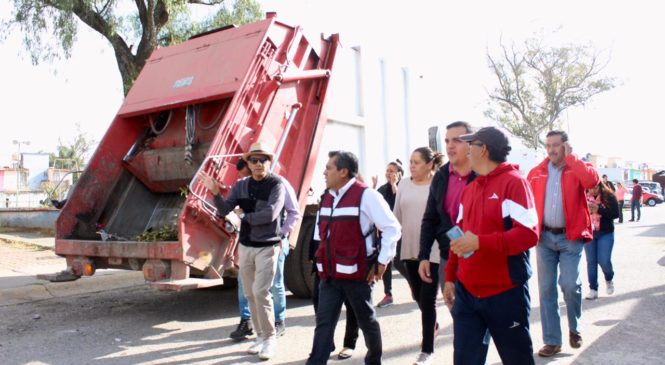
[537,231,584,346]
[584,231,615,290]
[630,200,641,221]
[238,242,289,321]
[307,279,382,365]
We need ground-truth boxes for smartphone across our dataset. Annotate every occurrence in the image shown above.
[446,225,475,258]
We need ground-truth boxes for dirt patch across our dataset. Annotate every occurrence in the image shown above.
[0,238,52,252]
[0,227,55,236]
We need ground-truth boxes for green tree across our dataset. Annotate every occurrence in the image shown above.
[54,123,95,172]
[2,0,262,95]
[485,34,617,149]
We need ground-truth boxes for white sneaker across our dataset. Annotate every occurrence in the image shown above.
[606,281,615,295]
[585,289,598,300]
[247,337,264,354]
[338,347,354,360]
[258,337,277,360]
[414,352,432,365]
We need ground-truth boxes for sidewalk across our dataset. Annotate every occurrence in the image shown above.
[0,231,145,306]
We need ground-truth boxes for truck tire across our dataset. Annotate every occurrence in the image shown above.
[284,215,316,298]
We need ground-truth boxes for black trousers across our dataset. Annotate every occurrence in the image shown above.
[312,274,359,350]
[382,261,393,296]
[403,260,439,354]
[308,278,381,365]
[618,200,624,222]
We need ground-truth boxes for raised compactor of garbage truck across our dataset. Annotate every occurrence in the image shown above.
[41,14,339,298]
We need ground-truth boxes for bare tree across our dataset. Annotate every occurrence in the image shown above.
[485,34,617,149]
[2,0,262,95]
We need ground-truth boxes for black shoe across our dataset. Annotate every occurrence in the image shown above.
[629,219,635,222]
[230,318,253,341]
[275,320,286,337]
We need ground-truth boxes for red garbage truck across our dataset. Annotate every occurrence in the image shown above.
[42,14,339,297]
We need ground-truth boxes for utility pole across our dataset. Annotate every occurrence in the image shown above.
[12,140,30,208]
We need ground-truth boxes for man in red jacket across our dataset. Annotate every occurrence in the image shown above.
[446,127,539,365]
[527,130,599,357]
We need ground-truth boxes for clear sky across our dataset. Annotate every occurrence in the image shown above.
[1,0,664,168]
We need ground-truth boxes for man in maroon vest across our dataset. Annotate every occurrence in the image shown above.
[307,151,401,365]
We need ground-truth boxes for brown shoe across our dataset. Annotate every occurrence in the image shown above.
[569,331,583,348]
[538,344,562,357]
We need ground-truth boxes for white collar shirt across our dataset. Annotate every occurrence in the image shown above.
[314,178,401,265]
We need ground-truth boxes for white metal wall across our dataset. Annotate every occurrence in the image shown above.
[319,44,423,196]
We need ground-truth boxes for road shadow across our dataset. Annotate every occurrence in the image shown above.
[569,284,665,364]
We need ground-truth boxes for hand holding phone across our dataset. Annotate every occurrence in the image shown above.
[446,226,475,258]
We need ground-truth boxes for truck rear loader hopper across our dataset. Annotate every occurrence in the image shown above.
[40,14,339,297]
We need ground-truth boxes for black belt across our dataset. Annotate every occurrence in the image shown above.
[542,225,566,235]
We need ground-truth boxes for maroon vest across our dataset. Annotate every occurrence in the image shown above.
[315,181,373,281]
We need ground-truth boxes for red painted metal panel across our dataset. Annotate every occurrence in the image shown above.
[119,19,275,117]
[56,240,183,259]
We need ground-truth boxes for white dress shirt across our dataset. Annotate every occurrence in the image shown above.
[314,178,402,265]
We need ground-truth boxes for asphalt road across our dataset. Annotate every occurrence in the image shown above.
[1,205,664,365]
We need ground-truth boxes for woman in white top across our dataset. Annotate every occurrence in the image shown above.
[393,146,443,365]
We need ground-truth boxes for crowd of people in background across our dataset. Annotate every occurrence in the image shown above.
[200,120,648,364]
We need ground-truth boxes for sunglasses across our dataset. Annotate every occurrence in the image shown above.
[248,157,270,164]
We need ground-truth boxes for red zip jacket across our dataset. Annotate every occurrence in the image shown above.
[527,154,599,243]
[446,163,539,298]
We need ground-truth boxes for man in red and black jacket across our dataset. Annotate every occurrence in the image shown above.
[445,127,539,365]
[527,130,599,357]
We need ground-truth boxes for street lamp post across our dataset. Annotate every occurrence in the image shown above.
[12,140,30,208]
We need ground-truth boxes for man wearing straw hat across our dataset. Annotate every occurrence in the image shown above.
[202,141,285,360]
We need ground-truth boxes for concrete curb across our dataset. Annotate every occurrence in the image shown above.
[0,271,146,307]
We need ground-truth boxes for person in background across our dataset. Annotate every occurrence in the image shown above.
[447,127,539,364]
[614,182,628,223]
[393,147,443,365]
[602,175,616,192]
[374,159,404,308]
[629,179,643,222]
[230,158,301,340]
[527,130,599,358]
[584,181,620,300]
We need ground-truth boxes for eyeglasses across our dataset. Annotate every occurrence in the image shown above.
[248,157,269,164]
[468,142,484,147]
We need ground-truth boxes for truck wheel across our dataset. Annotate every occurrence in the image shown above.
[284,215,316,298]
[647,198,656,207]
